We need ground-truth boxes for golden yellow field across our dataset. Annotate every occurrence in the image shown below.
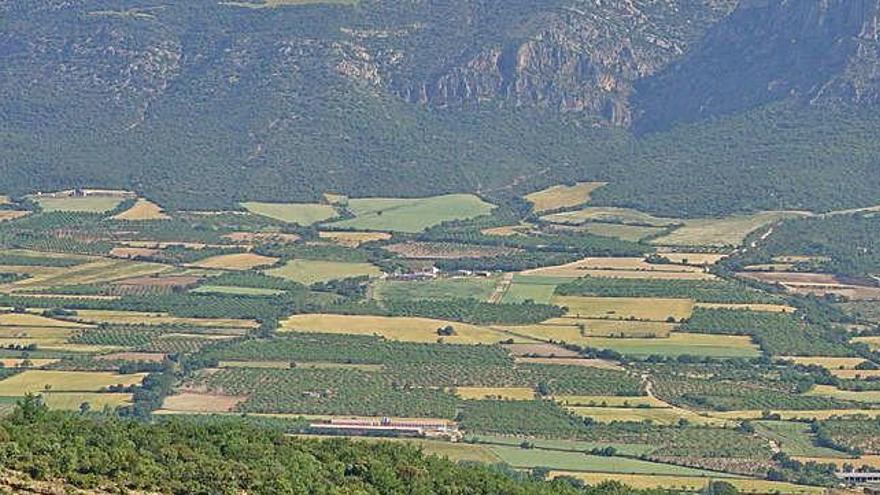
[524,182,605,213]
[0,210,29,223]
[651,211,810,247]
[266,259,383,285]
[549,472,824,495]
[504,320,674,343]
[41,392,133,410]
[0,358,59,368]
[780,356,867,369]
[318,231,392,247]
[0,370,146,395]
[830,369,880,379]
[792,456,880,469]
[480,223,535,237]
[109,246,161,258]
[694,302,795,313]
[851,336,880,351]
[280,314,523,344]
[551,295,694,321]
[454,387,536,400]
[111,199,170,220]
[161,393,246,413]
[0,313,90,328]
[189,252,278,270]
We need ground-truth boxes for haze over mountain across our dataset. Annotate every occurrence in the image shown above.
[1,0,879,213]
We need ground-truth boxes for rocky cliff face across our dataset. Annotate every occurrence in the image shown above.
[633,0,880,131]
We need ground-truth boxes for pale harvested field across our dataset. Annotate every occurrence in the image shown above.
[111,199,170,220]
[792,456,880,469]
[68,309,257,329]
[706,410,880,421]
[739,271,880,300]
[0,370,146,395]
[96,352,168,362]
[694,302,795,313]
[570,269,716,281]
[481,223,535,237]
[0,313,90,328]
[830,369,880,379]
[267,259,383,285]
[0,211,29,223]
[384,242,519,259]
[319,231,391,247]
[780,357,867,370]
[739,271,842,285]
[658,253,728,266]
[36,196,124,213]
[41,392,133,410]
[551,296,694,321]
[774,255,831,263]
[0,359,58,368]
[162,393,246,413]
[454,387,536,400]
[566,406,729,427]
[806,385,880,403]
[189,252,278,270]
[502,343,581,358]
[114,275,202,288]
[521,257,712,280]
[223,231,300,244]
[541,207,679,227]
[550,472,823,495]
[109,246,160,258]
[5,258,171,290]
[849,336,880,351]
[652,211,810,247]
[280,314,525,344]
[743,263,797,271]
[555,395,666,408]
[514,358,624,371]
[525,182,605,213]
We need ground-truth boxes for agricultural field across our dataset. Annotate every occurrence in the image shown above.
[189,253,278,270]
[521,257,713,281]
[111,199,170,221]
[500,276,562,304]
[0,370,145,395]
[455,387,536,400]
[384,242,519,259]
[35,195,126,213]
[753,421,848,458]
[190,285,285,296]
[280,314,518,344]
[573,333,760,358]
[41,392,133,410]
[570,223,667,242]
[318,231,391,247]
[524,182,605,213]
[541,206,679,227]
[241,202,338,226]
[550,473,824,495]
[266,259,382,284]
[551,295,694,321]
[372,277,498,302]
[651,211,810,247]
[0,210,29,223]
[329,194,495,233]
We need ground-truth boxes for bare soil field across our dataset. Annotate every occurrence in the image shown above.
[502,343,581,357]
[161,392,246,413]
[109,246,161,259]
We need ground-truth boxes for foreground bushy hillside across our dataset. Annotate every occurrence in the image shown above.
[0,397,652,495]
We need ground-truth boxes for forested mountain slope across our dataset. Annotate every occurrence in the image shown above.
[1,0,879,215]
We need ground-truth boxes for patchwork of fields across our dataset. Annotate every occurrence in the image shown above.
[0,186,874,493]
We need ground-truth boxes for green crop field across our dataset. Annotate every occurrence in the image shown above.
[35,196,126,213]
[266,259,382,285]
[576,223,667,242]
[241,202,338,226]
[573,333,760,358]
[329,194,495,233]
[501,278,559,304]
[754,421,849,458]
[651,211,810,247]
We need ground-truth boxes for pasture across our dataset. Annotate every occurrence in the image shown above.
[241,201,338,225]
[111,199,169,220]
[524,182,605,213]
[329,194,495,233]
[266,259,382,285]
[551,295,694,321]
[190,253,278,270]
[651,211,809,247]
[754,421,848,458]
[573,223,666,241]
[280,313,519,344]
[500,278,559,304]
[0,370,146,395]
[318,231,391,247]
